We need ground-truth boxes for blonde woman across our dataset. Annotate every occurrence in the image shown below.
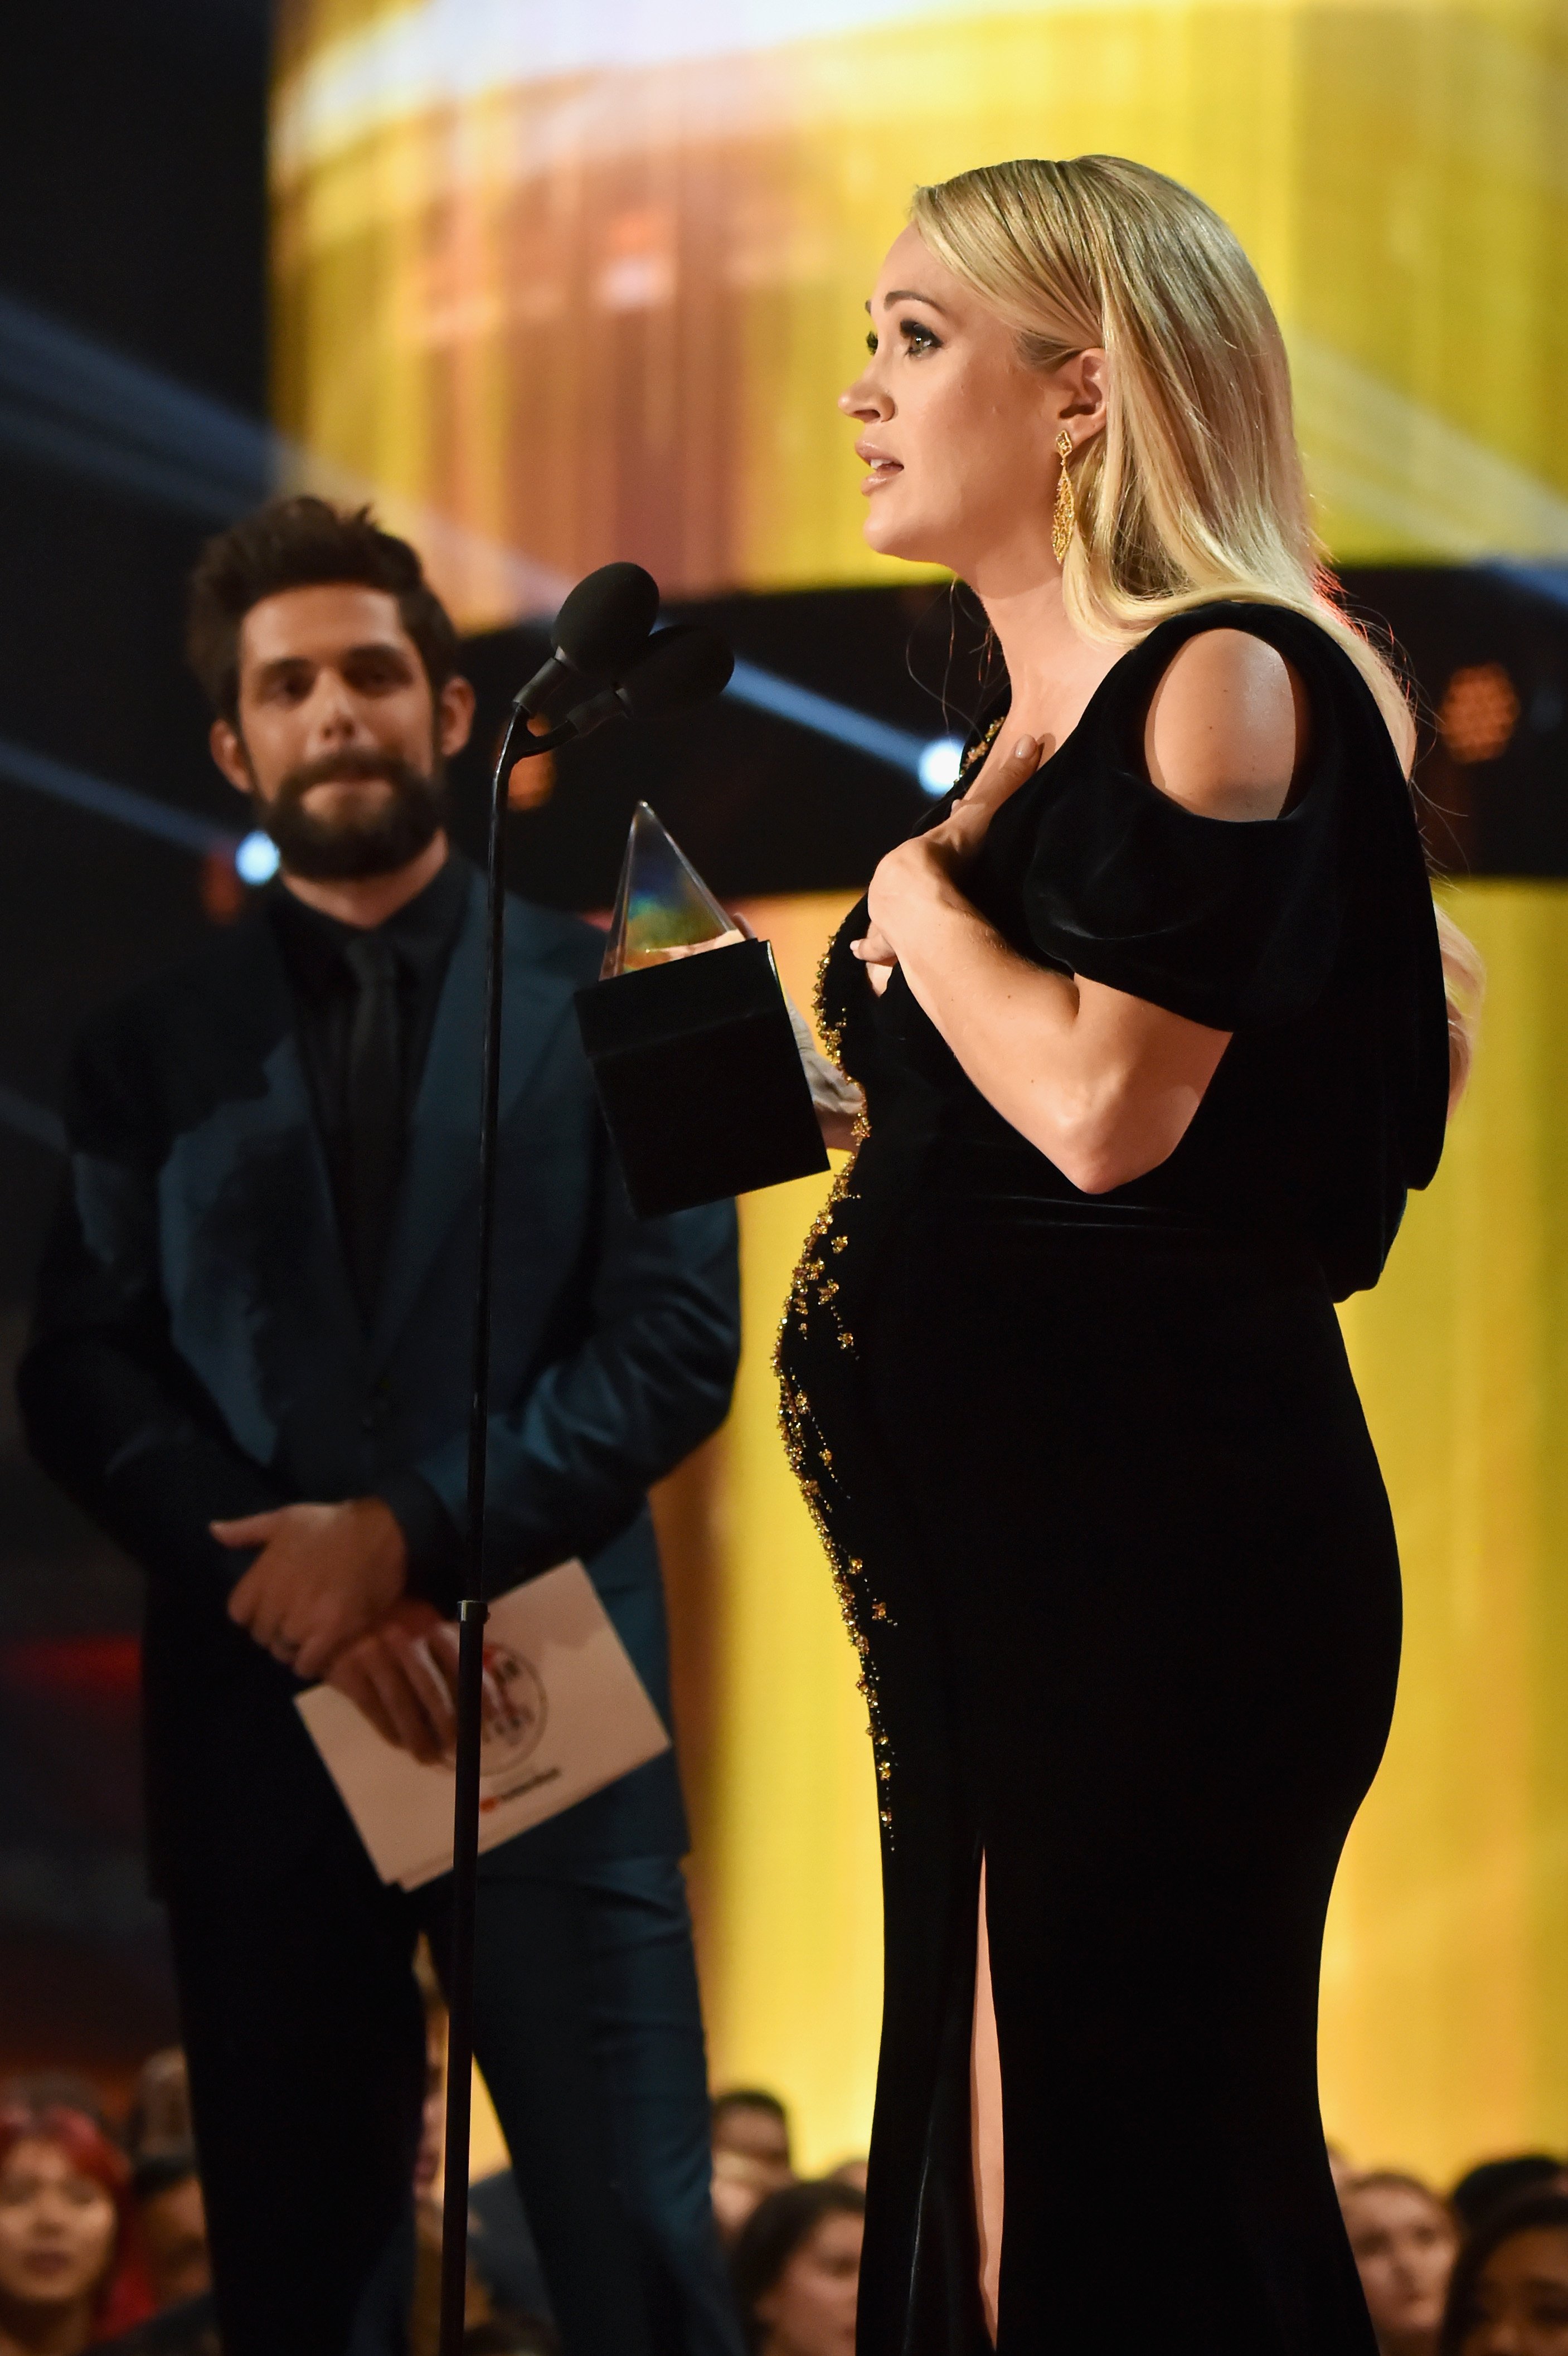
[776,157,1472,2355]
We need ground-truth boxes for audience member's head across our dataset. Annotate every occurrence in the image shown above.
[1439,2187,1568,2355]
[827,2160,868,2194]
[714,2092,793,2187]
[123,2056,193,2168]
[712,2090,795,2246]
[732,2180,865,2356]
[1341,2171,1458,2356]
[130,2153,210,2312]
[1452,2159,1568,2239]
[0,2080,109,2129]
[0,2105,150,2349]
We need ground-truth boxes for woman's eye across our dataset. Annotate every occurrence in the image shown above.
[866,329,878,356]
[900,318,941,353]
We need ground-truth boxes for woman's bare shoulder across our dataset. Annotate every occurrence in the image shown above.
[1143,625,1309,823]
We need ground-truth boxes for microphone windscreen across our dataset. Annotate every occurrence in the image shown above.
[551,563,661,673]
[615,625,735,721]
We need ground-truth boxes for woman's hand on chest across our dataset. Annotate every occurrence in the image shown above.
[852,732,1044,995]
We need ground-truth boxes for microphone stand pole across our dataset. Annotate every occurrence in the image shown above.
[439,704,570,2356]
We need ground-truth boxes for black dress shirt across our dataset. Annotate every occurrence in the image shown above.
[268,853,471,1290]
[269,854,472,1595]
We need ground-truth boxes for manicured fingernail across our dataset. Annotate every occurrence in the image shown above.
[1014,735,1035,759]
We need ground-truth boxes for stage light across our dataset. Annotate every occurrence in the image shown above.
[1437,664,1520,765]
[235,831,281,884]
[919,737,965,796]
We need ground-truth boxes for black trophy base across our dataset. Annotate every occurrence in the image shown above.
[575,937,830,1216]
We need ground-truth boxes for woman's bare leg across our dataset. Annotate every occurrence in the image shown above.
[972,1856,1004,2344]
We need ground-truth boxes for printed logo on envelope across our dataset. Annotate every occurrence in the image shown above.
[479,1645,548,1778]
[295,1561,672,1888]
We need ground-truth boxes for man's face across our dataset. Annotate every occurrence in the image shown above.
[210,582,474,881]
[713,2102,793,2189]
[137,2174,212,2307]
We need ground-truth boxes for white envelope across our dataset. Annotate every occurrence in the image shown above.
[295,1560,671,1889]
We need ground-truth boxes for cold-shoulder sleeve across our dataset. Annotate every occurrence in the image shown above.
[1021,749,1343,1034]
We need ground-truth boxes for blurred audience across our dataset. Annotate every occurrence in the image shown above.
[1452,2158,1568,2239]
[0,2105,152,2348]
[1439,2186,1568,2354]
[98,2296,220,2356]
[731,2182,864,2356]
[28,2027,1568,2356]
[122,2060,193,2170]
[712,2091,795,2247]
[1341,2171,1458,2356]
[129,2155,209,2311]
[714,2092,793,2188]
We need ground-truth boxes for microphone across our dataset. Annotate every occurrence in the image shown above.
[513,561,661,720]
[556,623,735,740]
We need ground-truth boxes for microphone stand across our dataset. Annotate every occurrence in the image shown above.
[439,702,572,2356]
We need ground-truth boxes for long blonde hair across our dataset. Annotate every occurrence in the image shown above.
[910,156,1479,1104]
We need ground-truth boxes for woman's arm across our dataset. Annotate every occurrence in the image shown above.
[858,630,1304,1194]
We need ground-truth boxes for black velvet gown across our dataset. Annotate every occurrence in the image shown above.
[774,604,1450,2356]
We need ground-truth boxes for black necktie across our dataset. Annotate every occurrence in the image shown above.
[342,931,403,1317]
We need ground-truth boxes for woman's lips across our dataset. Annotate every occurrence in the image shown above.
[20,2248,74,2279]
[860,459,902,496]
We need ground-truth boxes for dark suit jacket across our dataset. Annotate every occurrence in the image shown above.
[20,869,741,1888]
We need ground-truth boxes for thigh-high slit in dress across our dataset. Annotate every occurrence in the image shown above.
[774,605,1451,2356]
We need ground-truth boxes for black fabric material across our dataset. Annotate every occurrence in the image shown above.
[268,856,469,1315]
[164,1815,739,2356]
[342,931,404,1314]
[778,604,1448,2355]
[21,863,742,2351]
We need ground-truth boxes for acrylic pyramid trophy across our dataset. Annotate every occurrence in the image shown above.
[600,801,741,977]
[576,803,830,1216]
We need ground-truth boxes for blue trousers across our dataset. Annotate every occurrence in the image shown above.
[169,1825,742,2356]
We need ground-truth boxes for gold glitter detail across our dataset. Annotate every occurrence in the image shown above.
[813,942,848,1073]
[774,1114,896,1827]
[962,717,1004,774]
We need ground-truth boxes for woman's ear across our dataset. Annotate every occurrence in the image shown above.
[1056,347,1109,438]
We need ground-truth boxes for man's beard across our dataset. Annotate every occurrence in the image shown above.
[258,746,448,881]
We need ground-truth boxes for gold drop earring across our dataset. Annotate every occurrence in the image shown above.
[1051,429,1075,564]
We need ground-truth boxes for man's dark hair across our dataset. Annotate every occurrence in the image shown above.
[186,496,460,723]
[712,2088,789,2130]
[731,2180,865,2354]
[1439,2185,1568,2354]
[132,2146,200,2203]
[1450,2153,1565,2236]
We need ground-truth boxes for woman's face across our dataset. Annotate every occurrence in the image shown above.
[756,2209,863,2356]
[1458,2227,1568,2355]
[1342,2180,1455,2347]
[0,2137,118,2315]
[838,224,1103,594]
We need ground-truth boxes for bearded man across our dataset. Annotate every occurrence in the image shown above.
[20,499,744,2356]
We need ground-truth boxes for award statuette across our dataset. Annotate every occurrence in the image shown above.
[575,805,830,1216]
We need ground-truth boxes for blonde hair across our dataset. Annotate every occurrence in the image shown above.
[910,156,1478,1103]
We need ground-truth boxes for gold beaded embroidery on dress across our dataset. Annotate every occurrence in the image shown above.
[773,939,895,1827]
